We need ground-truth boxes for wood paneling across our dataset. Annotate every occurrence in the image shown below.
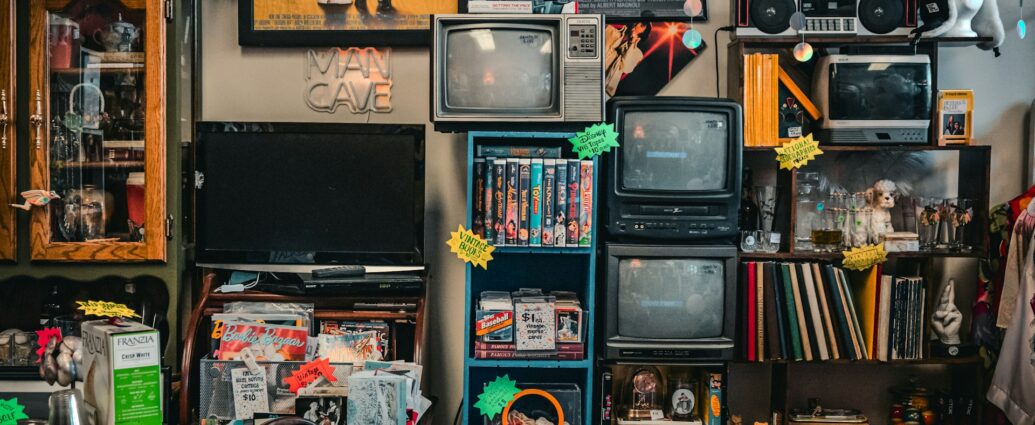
[28,0,166,262]
[0,0,14,262]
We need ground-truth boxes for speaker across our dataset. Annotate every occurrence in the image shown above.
[733,0,917,36]
[748,0,797,34]
[858,0,908,34]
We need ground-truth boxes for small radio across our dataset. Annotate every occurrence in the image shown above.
[734,0,917,36]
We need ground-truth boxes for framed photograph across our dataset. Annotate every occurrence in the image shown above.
[238,0,463,47]
[936,90,973,146]
[577,0,708,21]
[295,396,346,425]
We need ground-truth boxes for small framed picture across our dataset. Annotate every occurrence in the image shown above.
[936,90,974,146]
[295,396,346,425]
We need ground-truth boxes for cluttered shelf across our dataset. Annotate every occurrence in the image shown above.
[490,246,593,255]
[730,35,993,46]
[736,356,982,366]
[744,145,991,152]
[464,358,593,369]
[738,250,986,260]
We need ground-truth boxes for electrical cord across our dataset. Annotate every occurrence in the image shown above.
[453,398,463,425]
[713,26,735,98]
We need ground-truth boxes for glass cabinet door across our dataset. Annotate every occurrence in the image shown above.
[0,0,13,261]
[29,0,165,261]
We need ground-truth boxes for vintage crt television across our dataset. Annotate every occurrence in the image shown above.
[194,122,425,269]
[813,54,932,144]
[431,14,604,132]
[603,244,738,361]
[606,97,743,240]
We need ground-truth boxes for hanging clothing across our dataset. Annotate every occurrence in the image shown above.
[987,210,1035,425]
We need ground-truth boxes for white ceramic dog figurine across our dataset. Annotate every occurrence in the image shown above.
[866,180,905,243]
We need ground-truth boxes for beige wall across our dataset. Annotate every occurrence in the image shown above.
[199,1,1034,423]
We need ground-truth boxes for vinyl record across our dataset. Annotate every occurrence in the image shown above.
[858,0,905,34]
[749,0,796,34]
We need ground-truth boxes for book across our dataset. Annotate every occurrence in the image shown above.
[755,261,765,362]
[565,160,581,246]
[796,263,820,360]
[936,89,974,146]
[746,262,757,362]
[764,262,783,360]
[838,268,867,360]
[474,350,584,360]
[473,341,583,352]
[542,160,556,246]
[802,264,829,360]
[825,264,854,360]
[484,158,497,242]
[347,371,409,425]
[811,263,840,360]
[578,160,593,247]
[851,266,881,359]
[788,263,813,361]
[504,159,519,245]
[780,264,803,361]
[492,159,506,245]
[529,159,544,246]
[473,158,486,237]
[877,274,893,361]
[476,145,563,158]
[554,161,568,247]
[517,159,531,246]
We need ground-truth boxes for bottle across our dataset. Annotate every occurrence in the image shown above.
[40,285,64,328]
[738,168,759,231]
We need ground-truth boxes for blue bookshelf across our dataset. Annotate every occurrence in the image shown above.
[462,131,598,425]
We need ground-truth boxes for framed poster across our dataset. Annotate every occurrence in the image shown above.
[239,0,462,47]
[577,0,708,21]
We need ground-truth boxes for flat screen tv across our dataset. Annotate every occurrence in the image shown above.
[606,97,742,240]
[195,122,425,267]
[603,244,738,360]
[431,14,604,132]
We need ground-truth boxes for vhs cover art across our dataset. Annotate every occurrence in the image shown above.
[505,158,519,246]
[554,161,568,247]
[579,160,593,247]
[473,158,486,237]
[565,159,581,246]
[517,158,531,246]
[542,159,556,246]
[493,159,506,245]
[529,159,544,246]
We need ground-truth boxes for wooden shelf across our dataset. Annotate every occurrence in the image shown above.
[745,145,989,152]
[737,356,982,365]
[465,359,593,369]
[730,35,992,46]
[490,246,593,254]
[51,65,145,75]
[55,160,145,169]
[739,250,984,260]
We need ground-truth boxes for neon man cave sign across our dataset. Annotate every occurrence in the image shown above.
[305,47,392,114]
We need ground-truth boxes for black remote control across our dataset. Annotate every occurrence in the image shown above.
[312,265,366,279]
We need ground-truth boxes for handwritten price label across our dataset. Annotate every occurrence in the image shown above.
[473,375,520,420]
[842,244,888,271]
[446,225,495,269]
[774,134,823,170]
[76,300,140,318]
[0,398,28,425]
[284,358,337,394]
[231,368,269,420]
[569,123,620,160]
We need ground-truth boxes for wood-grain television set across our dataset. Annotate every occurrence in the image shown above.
[430,14,605,132]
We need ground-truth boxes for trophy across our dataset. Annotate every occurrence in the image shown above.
[624,366,665,420]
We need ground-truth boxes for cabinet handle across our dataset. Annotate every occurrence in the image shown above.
[0,89,8,150]
[29,90,43,150]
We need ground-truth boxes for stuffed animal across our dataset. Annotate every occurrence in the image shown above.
[865,179,910,242]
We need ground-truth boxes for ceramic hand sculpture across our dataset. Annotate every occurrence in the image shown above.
[10,189,59,211]
[931,279,963,345]
[922,0,1005,51]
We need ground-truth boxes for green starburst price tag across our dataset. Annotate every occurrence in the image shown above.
[473,375,521,420]
[0,398,28,425]
[569,123,620,160]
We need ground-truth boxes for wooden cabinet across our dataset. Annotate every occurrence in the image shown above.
[0,0,15,261]
[2,0,166,262]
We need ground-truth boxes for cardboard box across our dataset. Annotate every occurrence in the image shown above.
[81,320,162,425]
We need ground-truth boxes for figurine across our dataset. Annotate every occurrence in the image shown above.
[865,180,908,243]
[931,279,963,345]
[10,189,60,211]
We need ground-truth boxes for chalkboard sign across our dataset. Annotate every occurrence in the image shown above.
[577,0,708,21]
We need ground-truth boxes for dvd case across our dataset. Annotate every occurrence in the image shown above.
[529,159,544,246]
[476,145,563,158]
[483,157,496,242]
[555,162,568,247]
[565,159,581,246]
[579,160,593,247]
[493,159,506,245]
[542,159,556,246]
[505,159,519,246]
[473,158,486,237]
[518,159,531,247]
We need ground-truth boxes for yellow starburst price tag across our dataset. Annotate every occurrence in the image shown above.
[446,225,495,269]
[76,300,141,319]
[774,134,823,170]
[841,244,888,271]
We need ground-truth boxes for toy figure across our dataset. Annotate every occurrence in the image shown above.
[931,279,963,345]
[10,189,60,211]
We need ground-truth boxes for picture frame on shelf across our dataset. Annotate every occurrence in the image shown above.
[238,0,463,47]
[578,0,708,21]
[936,90,974,146]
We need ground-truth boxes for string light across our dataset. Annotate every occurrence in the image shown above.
[682,0,704,50]
[794,41,814,61]
[791,0,813,61]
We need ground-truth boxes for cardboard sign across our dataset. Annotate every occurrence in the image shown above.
[76,300,140,318]
[446,225,495,269]
[514,299,556,352]
[842,244,889,271]
[34,327,62,363]
[774,134,823,170]
[569,123,619,160]
[231,368,270,420]
[473,375,520,420]
[0,398,28,425]
[284,358,337,394]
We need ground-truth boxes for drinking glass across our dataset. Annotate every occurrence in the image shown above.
[849,209,872,247]
[945,198,974,251]
[754,186,779,232]
[811,208,843,252]
[918,197,943,251]
[795,199,819,251]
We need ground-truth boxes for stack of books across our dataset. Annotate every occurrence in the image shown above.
[743,262,929,362]
[472,145,593,248]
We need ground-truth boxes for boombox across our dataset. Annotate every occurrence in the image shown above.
[734,0,917,36]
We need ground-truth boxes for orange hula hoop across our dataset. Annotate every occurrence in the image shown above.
[501,389,565,425]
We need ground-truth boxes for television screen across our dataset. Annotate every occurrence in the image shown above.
[621,111,729,192]
[829,62,931,121]
[617,258,725,339]
[444,26,556,111]
[196,124,424,265]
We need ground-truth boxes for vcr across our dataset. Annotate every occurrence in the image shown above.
[610,204,737,240]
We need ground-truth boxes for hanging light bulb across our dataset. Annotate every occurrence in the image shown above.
[790,11,807,30]
[683,0,703,17]
[683,28,703,49]
[794,41,814,61]
[1019,19,1028,39]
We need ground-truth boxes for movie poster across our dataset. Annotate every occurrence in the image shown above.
[604,21,707,97]
[249,0,457,32]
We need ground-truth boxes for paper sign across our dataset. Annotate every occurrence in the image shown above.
[650,410,665,420]
[284,357,337,394]
[774,134,823,170]
[34,327,61,364]
[0,398,28,425]
[569,123,620,160]
[76,300,140,318]
[231,368,270,420]
[446,225,495,269]
[842,244,889,271]
[473,375,520,420]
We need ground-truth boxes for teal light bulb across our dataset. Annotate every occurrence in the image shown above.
[683,29,703,49]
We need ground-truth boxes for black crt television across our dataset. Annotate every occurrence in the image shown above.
[606,97,743,241]
[603,244,738,361]
[194,122,425,267]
